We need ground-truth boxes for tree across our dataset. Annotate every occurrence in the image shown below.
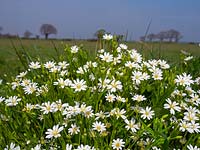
[116,35,124,42]
[94,29,106,49]
[24,30,33,38]
[40,24,57,39]
[147,33,156,42]
[156,31,168,42]
[94,29,106,40]
[140,36,145,42]
[167,29,182,42]
[174,31,183,42]
[0,26,3,34]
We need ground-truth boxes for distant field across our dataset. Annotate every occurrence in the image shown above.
[0,38,200,78]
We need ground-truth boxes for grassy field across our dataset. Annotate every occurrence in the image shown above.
[0,38,200,79]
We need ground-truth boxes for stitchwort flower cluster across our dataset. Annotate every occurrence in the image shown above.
[0,34,199,149]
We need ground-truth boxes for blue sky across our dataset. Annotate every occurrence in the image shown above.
[0,0,200,42]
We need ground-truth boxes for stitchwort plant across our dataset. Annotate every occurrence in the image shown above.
[0,35,200,149]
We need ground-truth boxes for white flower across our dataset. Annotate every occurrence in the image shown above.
[85,61,98,68]
[98,78,110,90]
[79,104,94,118]
[71,45,79,53]
[4,142,20,150]
[71,79,87,92]
[44,61,56,69]
[31,144,41,150]
[89,73,95,81]
[187,144,200,150]
[184,56,193,61]
[179,120,193,133]
[147,59,159,67]
[107,79,122,92]
[40,101,55,114]
[190,122,200,133]
[132,94,146,102]
[11,80,20,90]
[142,72,150,80]
[175,73,194,87]
[63,104,81,117]
[20,79,31,87]
[92,121,106,133]
[164,98,181,115]
[53,99,66,112]
[95,111,106,120]
[116,47,122,53]
[131,71,143,85]
[103,34,113,40]
[99,52,113,63]
[68,123,80,135]
[60,70,68,76]
[186,106,200,114]
[37,84,48,96]
[114,108,126,120]
[98,49,105,53]
[84,108,94,118]
[152,146,161,150]
[129,50,142,63]
[140,106,155,120]
[183,111,199,122]
[0,96,5,103]
[77,67,86,74]
[45,124,64,139]
[23,103,35,112]
[105,93,116,103]
[152,69,163,80]
[158,60,170,69]
[119,44,128,50]
[124,118,140,133]
[5,96,21,106]
[29,61,41,69]
[16,71,27,78]
[125,61,141,69]
[189,94,200,106]
[66,144,72,150]
[0,79,2,85]
[54,78,72,88]
[112,138,125,150]
[49,66,61,73]
[113,56,121,65]
[58,61,69,69]
[195,77,200,85]
[116,95,126,103]
[23,82,38,94]
[76,144,95,150]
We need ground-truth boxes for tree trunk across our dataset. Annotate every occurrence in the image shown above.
[45,33,48,39]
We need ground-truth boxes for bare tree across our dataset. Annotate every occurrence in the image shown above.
[147,33,156,42]
[24,30,33,38]
[40,24,57,39]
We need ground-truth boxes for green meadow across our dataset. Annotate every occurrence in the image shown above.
[0,38,200,78]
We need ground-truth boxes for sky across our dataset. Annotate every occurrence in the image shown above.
[0,0,200,42]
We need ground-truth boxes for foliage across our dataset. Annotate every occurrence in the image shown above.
[0,36,200,149]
